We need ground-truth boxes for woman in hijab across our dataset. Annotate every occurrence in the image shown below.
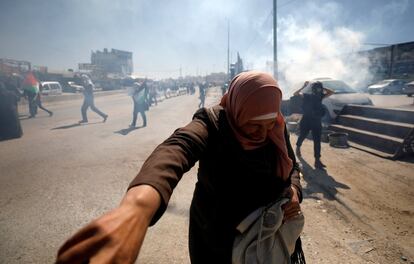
[56,72,304,264]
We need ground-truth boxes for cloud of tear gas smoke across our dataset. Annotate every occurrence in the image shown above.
[275,18,373,97]
[245,15,374,98]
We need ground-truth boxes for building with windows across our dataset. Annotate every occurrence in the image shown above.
[358,41,414,81]
[90,48,133,77]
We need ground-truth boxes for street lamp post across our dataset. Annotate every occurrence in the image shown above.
[273,0,278,79]
[227,19,230,82]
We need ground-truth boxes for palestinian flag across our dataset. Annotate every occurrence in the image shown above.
[23,72,39,93]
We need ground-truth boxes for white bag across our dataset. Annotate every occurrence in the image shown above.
[232,198,304,264]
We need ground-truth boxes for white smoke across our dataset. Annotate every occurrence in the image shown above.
[276,17,372,97]
[245,1,376,99]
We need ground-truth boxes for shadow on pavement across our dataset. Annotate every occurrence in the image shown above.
[114,126,143,135]
[398,155,414,164]
[298,156,350,201]
[51,122,102,130]
[20,115,51,120]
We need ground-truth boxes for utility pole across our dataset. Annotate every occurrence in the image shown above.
[273,0,278,79]
[227,19,230,82]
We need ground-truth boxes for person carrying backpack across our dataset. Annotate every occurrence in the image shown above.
[130,82,148,128]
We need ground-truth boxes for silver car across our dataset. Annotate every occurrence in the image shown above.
[402,81,414,97]
[367,79,407,94]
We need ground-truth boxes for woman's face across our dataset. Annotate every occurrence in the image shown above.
[239,118,276,141]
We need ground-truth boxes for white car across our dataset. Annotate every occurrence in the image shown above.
[178,87,187,95]
[299,78,373,122]
[66,81,83,93]
[41,81,63,95]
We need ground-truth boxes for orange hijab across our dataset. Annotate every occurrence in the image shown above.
[220,71,293,181]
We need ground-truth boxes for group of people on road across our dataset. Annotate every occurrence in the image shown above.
[1,72,214,141]
[0,72,55,140]
[0,72,108,140]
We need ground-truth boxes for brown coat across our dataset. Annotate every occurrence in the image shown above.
[129,106,302,262]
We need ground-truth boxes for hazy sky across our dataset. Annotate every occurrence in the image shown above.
[0,0,413,79]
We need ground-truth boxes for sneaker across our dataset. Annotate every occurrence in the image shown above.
[78,120,88,124]
[315,159,327,169]
[295,146,301,157]
[129,124,136,128]
[103,115,108,123]
[49,112,53,117]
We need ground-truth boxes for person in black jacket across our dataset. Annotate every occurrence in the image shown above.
[294,81,334,169]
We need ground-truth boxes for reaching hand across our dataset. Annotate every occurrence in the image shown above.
[282,185,302,222]
[56,185,160,264]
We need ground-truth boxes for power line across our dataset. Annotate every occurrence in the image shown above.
[245,10,273,53]
[278,0,301,9]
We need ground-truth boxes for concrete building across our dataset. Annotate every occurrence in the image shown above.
[358,41,414,81]
[90,48,133,77]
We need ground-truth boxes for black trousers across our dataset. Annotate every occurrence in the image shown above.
[198,97,205,108]
[81,97,106,121]
[36,96,52,115]
[131,100,147,127]
[27,92,37,117]
[296,116,322,159]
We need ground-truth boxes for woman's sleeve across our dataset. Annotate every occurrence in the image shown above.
[284,125,304,202]
[128,115,209,225]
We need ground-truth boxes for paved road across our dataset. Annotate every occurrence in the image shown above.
[1,90,215,263]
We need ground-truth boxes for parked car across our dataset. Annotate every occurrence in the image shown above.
[402,81,414,97]
[367,79,407,94]
[291,78,373,123]
[63,81,83,93]
[40,81,63,95]
[178,87,187,95]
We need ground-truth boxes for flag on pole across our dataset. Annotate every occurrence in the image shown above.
[23,72,39,93]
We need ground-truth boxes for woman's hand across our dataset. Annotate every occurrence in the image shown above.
[282,185,302,222]
[56,185,161,264]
